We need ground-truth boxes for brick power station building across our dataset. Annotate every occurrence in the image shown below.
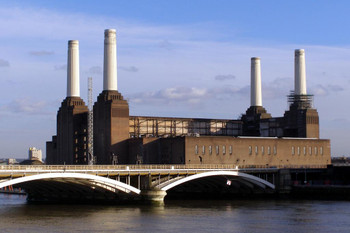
[46,29,331,167]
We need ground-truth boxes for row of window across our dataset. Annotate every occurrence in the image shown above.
[248,146,277,155]
[247,145,324,156]
[195,145,323,155]
[195,145,233,155]
[292,146,323,156]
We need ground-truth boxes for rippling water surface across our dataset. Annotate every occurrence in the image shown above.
[1,194,350,233]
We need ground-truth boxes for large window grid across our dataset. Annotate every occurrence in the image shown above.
[129,116,242,137]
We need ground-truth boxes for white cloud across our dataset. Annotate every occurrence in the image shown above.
[0,99,51,115]
[262,77,292,99]
[130,85,251,107]
[309,84,344,96]
[131,86,207,105]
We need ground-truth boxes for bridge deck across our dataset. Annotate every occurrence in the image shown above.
[0,165,283,178]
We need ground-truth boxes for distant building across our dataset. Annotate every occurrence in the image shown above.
[28,147,42,161]
[6,158,19,165]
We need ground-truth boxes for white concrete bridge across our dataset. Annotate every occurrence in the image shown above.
[0,165,279,202]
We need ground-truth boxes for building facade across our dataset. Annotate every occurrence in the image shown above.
[28,147,42,161]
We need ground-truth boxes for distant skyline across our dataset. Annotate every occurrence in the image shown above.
[0,0,349,158]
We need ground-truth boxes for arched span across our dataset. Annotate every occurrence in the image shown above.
[160,171,275,191]
[0,173,141,195]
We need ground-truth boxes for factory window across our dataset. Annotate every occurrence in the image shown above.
[303,147,306,155]
[195,145,198,155]
[267,146,271,155]
[84,144,87,149]
[249,146,252,155]
[229,146,232,155]
[75,131,78,135]
[297,147,300,155]
[309,147,312,155]
[75,139,78,144]
[315,147,318,155]
[84,152,86,156]
[83,129,87,133]
[84,136,87,141]
[209,146,212,155]
[223,146,226,155]
[292,146,295,155]
[202,146,205,155]
[255,146,258,155]
[75,147,78,152]
[75,154,78,158]
[261,146,264,155]
[273,146,277,155]
[216,146,219,155]
[320,147,323,155]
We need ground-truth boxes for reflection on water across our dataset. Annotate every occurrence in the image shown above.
[1,194,350,233]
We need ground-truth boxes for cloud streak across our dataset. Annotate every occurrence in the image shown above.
[29,50,54,56]
[88,66,102,74]
[0,59,10,67]
[130,85,250,106]
[54,64,66,71]
[131,86,207,105]
[215,74,235,81]
[119,66,139,72]
[0,99,51,115]
[309,84,344,96]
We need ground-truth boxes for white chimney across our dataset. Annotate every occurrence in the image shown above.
[251,57,262,107]
[294,49,307,95]
[103,29,117,91]
[67,40,80,97]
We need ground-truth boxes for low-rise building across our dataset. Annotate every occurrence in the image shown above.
[29,147,42,161]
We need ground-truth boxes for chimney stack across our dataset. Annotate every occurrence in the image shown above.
[294,49,307,95]
[103,29,117,91]
[250,57,262,107]
[67,40,80,97]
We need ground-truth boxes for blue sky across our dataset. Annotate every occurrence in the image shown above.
[0,0,349,158]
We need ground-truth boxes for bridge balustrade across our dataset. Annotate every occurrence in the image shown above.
[0,164,327,172]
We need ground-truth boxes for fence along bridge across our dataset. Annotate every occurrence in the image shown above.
[0,165,278,202]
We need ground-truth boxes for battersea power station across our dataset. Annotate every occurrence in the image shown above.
[46,29,331,167]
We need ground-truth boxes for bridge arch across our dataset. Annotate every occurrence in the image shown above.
[159,171,275,192]
[0,172,141,195]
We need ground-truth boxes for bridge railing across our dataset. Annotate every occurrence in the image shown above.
[0,164,328,171]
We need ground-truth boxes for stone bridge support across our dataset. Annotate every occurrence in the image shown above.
[139,174,168,203]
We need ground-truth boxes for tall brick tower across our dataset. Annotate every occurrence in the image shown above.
[47,40,89,164]
[242,57,271,136]
[283,49,319,138]
[93,29,130,164]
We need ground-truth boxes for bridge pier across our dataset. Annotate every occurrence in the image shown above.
[276,169,292,194]
[140,190,167,203]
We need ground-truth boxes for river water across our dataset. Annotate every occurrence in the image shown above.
[1,194,350,233]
